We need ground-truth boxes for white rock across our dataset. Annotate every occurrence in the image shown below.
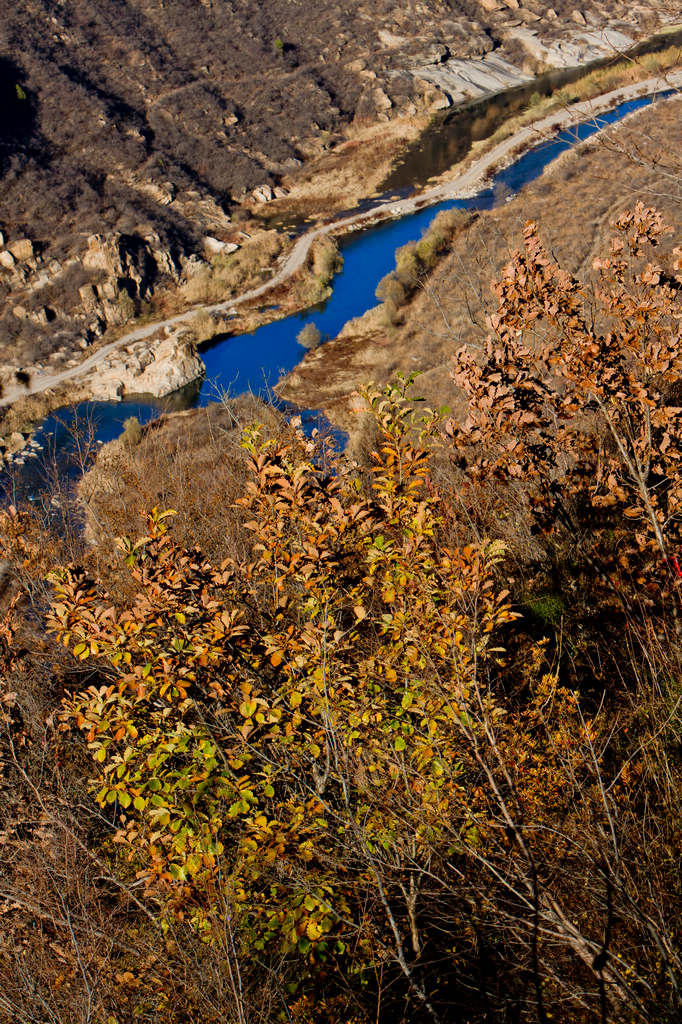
[7,238,34,262]
[203,235,229,255]
[86,329,204,401]
[252,185,275,203]
[373,87,393,110]
[79,283,100,309]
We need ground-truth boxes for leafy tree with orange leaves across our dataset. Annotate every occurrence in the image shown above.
[49,380,521,1019]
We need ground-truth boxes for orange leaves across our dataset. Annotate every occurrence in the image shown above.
[47,379,531,975]
[448,207,682,612]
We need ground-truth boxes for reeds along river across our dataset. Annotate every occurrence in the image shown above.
[1,88,674,504]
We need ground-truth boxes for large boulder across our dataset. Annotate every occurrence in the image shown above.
[133,333,205,397]
[89,328,205,401]
[7,238,34,262]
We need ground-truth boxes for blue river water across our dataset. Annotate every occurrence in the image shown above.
[2,90,671,497]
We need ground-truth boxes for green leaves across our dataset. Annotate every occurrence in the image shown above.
[53,378,517,979]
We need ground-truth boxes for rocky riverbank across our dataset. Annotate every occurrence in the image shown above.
[84,326,204,403]
[0,325,204,468]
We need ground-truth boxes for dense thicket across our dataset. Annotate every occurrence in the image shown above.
[1,207,681,1023]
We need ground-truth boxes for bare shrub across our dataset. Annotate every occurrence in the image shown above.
[297,322,322,349]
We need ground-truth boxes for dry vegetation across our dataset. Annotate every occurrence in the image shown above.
[175,233,288,310]
[173,235,344,353]
[78,395,281,578]
[440,39,682,190]
[2,204,682,1022]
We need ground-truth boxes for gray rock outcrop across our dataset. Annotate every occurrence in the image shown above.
[88,328,205,401]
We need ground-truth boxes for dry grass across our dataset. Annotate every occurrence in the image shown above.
[77,394,283,586]
[176,231,287,308]
[264,116,426,226]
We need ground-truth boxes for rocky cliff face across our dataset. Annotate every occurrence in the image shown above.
[86,327,205,402]
[0,221,209,387]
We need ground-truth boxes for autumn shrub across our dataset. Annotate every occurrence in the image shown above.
[51,383,522,1019]
[375,272,406,307]
[376,210,474,329]
[395,242,420,289]
[446,203,682,621]
[3,207,682,1023]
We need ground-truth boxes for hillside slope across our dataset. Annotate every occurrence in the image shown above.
[0,0,674,384]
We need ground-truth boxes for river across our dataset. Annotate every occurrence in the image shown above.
[1,87,675,502]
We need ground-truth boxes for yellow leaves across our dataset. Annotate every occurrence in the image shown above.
[46,390,532,971]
